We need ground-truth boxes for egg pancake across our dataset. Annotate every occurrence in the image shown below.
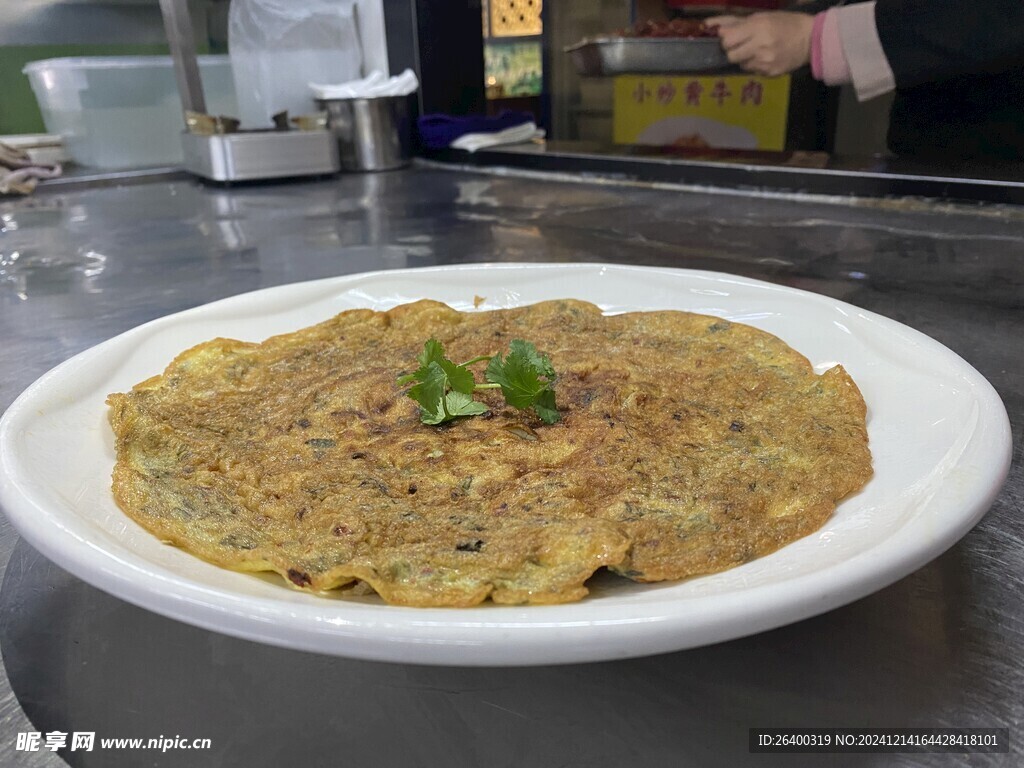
[107,299,872,606]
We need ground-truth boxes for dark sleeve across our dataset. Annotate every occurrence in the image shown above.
[875,0,1024,88]
[786,0,844,15]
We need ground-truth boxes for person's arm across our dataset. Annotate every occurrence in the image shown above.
[716,1,1024,99]
[710,12,816,77]
[710,3,892,94]
[708,1,843,76]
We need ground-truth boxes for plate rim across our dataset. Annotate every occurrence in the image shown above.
[0,263,1012,666]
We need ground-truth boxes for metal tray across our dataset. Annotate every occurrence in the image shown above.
[565,37,731,77]
[181,129,339,182]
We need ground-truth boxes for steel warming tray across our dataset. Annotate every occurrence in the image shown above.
[565,37,731,76]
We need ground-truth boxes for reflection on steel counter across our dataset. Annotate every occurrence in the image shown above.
[0,166,1021,767]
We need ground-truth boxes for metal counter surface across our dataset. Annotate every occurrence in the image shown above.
[0,167,1020,767]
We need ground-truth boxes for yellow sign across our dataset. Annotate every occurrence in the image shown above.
[613,74,790,151]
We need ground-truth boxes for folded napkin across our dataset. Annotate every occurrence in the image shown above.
[310,69,419,100]
[449,122,545,153]
[417,110,537,150]
[0,141,62,196]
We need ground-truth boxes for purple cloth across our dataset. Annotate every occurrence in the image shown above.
[417,111,535,150]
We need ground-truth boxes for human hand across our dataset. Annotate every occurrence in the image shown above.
[707,12,814,77]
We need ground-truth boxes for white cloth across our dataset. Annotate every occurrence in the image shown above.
[450,122,545,153]
[310,69,419,100]
[0,142,62,196]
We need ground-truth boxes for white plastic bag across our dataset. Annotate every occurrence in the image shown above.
[229,0,362,128]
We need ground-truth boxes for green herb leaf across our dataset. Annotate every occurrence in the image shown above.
[443,390,489,419]
[485,339,561,422]
[395,371,420,386]
[400,340,487,424]
[407,361,448,423]
[438,358,476,395]
[485,352,539,410]
[418,338,446,369]
[397,338,446,385]
[532,387,560,424]
[511,338,556,379]
[400,337,560,425]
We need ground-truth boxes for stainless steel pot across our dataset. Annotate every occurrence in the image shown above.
[316,95,411,172]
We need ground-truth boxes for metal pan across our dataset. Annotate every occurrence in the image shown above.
[565,37,731,77]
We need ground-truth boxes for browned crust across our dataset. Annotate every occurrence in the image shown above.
[107,300,872,606]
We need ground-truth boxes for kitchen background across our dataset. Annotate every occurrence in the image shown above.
[0,0,223,135]
[0,0,909,160]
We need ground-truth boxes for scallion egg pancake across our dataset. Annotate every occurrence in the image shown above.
[107,300,871,606]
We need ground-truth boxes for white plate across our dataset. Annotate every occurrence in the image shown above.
[0,264,1011,666]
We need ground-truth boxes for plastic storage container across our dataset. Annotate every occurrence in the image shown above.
[228,0,362,129]
[23,56,238,169]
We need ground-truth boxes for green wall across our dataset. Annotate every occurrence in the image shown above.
[0,43,199,135]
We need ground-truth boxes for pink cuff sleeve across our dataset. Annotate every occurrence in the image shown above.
[810,9,851,86]
[810,12,826,80]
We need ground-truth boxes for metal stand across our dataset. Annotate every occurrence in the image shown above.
[158,0,340,182]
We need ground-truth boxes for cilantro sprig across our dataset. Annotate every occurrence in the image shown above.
[398,338,560,425]
[485,340,560,425]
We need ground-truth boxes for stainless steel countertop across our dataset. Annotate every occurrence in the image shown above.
[1,166,1021,767]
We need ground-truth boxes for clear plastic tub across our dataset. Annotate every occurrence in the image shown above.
[23,56,238,169]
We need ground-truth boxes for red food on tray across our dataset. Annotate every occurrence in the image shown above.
[620,18,720,38]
